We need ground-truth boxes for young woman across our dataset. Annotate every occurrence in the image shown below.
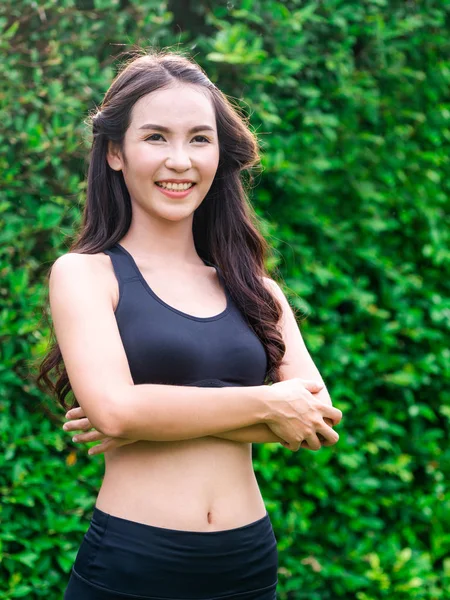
[38,49,342,600]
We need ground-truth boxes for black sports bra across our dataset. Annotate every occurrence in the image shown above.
[103,243,268,388]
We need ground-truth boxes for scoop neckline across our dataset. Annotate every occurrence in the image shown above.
[114,242,230,322]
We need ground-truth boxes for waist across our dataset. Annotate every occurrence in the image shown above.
[96,438,266,531]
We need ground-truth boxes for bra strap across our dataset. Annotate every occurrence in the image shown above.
[103,244,140,286]
[202,258,231,304]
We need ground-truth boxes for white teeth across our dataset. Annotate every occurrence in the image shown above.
[156,182,194,191]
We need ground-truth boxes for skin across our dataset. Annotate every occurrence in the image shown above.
[59,82,340,531]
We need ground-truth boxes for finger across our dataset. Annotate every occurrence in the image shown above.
[281,440,300,452]
[88,437,119,456]
[72,430,106,443]
[319,418,337,446]
[63,417,92,433]
[304,433,322,451]
[317,423,339,445]
[301,379,324,393]
[318,418,336,446]
[322,405,343,426]
[65,407,85,419]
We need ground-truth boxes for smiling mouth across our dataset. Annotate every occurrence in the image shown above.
[155,182,196,191]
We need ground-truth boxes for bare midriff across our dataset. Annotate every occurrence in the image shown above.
[95,436,267,532]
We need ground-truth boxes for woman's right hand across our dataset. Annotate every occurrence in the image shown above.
[265,378,343,451]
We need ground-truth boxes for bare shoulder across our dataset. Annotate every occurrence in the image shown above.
[261,276,286,302]
[50,250,118,311]
[51,249,111,276]
[261,276,280,291]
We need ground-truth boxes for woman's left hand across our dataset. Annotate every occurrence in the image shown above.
[62,406,136,456]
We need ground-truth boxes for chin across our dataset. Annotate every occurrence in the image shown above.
[156,206,196,222]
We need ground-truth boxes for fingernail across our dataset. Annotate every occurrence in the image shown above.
[72,436,78,442]
[63,424,68,431]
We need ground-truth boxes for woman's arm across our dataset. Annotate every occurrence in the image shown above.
[113,383,273,441]
[203,276,337,446]
[63,409,285,451]
[212,424,284,443]
[212,277,336,446]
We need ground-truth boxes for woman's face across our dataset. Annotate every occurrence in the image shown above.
[107,83,220,222]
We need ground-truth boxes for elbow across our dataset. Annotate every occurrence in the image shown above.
[101,416,124,439]
[104,401,126,438]
[88,413,122,439]
[93,394,127,439]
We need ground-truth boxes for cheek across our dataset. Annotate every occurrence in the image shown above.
[201,149,220,178]
[127,149,160,175]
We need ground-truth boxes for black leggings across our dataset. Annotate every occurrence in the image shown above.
[63,505,278,599]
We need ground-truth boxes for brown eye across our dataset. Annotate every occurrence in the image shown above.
[145,134,164,141]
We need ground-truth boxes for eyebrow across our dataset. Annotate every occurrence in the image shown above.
[138,124,215,134]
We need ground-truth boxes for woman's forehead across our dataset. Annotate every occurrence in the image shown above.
[130,85,216,130]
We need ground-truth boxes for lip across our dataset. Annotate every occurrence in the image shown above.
[155,182,196,199]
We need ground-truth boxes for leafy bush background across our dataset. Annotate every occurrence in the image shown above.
[1,0,449,598]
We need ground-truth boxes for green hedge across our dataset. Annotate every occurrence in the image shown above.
[1,1,449,598]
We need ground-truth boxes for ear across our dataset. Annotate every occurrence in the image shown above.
[106,140,124,171]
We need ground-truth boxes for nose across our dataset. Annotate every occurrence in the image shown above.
[164,145,192,171]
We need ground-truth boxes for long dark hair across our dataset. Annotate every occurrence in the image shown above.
[36,48,286,410]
